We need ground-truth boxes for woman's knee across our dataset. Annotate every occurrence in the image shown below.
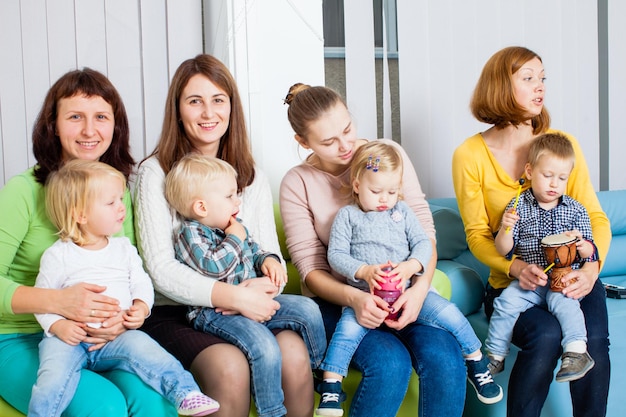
[191,344,250,391]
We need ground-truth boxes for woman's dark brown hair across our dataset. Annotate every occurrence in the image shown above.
[32,68,134,184]
[145,54,255,192]
[470,46,550,134]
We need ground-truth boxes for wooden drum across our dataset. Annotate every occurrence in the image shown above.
[540,233,578,292]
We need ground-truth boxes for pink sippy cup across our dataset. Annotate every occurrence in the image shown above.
[373,264,402,320]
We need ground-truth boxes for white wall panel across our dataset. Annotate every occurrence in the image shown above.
[140,0,170,156]
[397,0,601,198]
[0,0,28,183]
[608,0,626,189]
[344,0,378,139]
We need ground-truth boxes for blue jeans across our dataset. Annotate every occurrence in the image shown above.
[315,297,466,417]
[192,294,326,417]
[322,290,480,376]
[485,279,610,417]
[28,330,200,417]
[486,280,587,357]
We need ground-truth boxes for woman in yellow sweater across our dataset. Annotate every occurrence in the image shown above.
[452,46,610,417]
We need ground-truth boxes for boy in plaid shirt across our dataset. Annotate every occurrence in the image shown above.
[488,133,598,383]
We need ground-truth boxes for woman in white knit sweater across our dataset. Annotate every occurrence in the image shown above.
[134,55,315,417]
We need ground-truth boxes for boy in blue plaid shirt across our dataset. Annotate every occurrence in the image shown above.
[164,154,326,417]
[488,133,598,383]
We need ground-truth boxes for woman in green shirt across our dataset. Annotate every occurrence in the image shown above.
[0,68,177,417]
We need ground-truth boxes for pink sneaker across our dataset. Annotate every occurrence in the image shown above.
[178,391,220,416]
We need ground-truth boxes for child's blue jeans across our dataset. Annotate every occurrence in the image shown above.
[192,293,326,417]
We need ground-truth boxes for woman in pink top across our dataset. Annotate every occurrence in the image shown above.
[279,83,466,417]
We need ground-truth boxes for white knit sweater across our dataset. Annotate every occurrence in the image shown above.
[133,156,283,308]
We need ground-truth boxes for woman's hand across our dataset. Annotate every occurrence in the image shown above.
[57,282,121,324]
[561,261,599,300]
[385,280,428,330]
[510,258,548,291]
[216,280,280,323]
[352,291,389,329]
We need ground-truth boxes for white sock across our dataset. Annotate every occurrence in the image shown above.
[489,353,505,362]
[564,340,587,354]
[465,353,483,361]
[323,378,341,384]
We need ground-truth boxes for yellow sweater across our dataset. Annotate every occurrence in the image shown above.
[452,129,611,289]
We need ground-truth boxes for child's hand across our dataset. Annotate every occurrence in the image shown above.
[261,257,288,287]
[566,230,595,259]
[355,264,388,292]
[225,216,247,241]
[123,300,149,330]
[385,260,421,291]
[50,319,87,345]
[500,208,520,230]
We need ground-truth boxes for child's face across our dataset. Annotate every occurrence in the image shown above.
[526,155,573,205]
[353,168,402,212]
[81,175,126,240]
[197,174,241,230]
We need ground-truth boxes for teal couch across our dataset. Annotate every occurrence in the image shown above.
[430,190,626,417]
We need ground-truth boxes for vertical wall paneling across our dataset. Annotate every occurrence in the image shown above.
[344,0,378,140]
[0,0,204,186]
[105,0,145,160]
[139,0,170,156]
[165,0,203,73]
[75,0,108,72]
[46,0,78,81]
[20,0,50,169]
[0,0,27,183]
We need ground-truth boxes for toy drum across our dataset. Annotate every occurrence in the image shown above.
[541,233,578,292]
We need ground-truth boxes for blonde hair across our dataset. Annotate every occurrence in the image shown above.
[528,132,575,168]
[165,153,238,219]
[46,160,126,245]
[350,141,403,204]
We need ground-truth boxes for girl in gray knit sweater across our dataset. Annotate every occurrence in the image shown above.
[316,141,502,416]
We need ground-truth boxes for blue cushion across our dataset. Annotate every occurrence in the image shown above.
[598,190,626,235]
[431,205,467,260]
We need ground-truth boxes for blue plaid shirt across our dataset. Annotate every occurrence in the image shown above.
[174,219,280,321]
[504,190,598,268]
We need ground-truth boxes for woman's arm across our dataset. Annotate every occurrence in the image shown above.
[134,157,217,307]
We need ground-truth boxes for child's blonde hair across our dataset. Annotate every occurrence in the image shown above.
[350,141,403,204]
[46,159,126,245]
[528,132,575,168]
[165,153,238,219]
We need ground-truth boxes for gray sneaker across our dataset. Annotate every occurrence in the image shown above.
[555,351,595,382]
[487,355,505,376]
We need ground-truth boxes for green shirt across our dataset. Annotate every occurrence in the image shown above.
[0,167,135,334]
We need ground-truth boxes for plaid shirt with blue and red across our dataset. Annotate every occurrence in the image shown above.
[174,219,280,321]
[504,190,598,268]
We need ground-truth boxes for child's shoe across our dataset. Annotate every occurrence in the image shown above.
[178,391,220,416]
[555,351,595,382]
[466,357,503,404]
[487,355,505,376]
[316,381,346,416]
